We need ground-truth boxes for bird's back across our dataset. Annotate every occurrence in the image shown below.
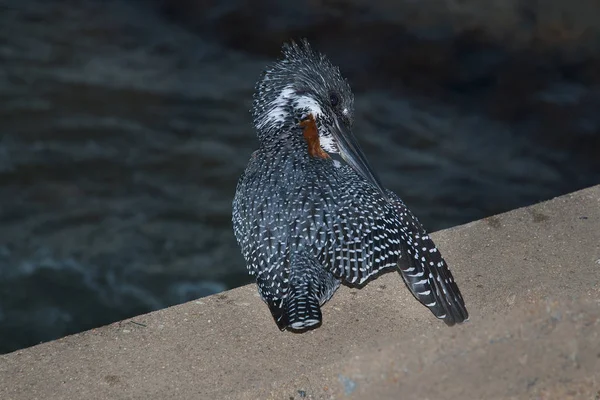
[233,139,344,272]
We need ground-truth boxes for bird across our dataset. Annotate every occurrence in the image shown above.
[232,39,468,331]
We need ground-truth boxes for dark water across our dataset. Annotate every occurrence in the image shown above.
[1,0,598,354]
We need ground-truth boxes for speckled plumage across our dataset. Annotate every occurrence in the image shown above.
[232,40,468,330]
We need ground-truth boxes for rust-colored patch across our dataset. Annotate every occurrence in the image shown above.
[300,114,329,159]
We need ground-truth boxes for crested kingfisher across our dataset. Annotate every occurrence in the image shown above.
[232,40,469,330]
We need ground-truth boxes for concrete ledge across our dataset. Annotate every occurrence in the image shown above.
[1,186,599,399]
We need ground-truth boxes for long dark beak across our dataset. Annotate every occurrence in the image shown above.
[331,116,389,200]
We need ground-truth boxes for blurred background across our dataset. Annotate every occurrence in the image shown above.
[1,0,599,354]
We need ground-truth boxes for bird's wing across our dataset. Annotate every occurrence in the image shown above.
[390,196,469,325]
[316,181,404,285]
[316,177,468,325]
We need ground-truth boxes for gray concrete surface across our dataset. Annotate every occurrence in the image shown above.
[1,185,599,400]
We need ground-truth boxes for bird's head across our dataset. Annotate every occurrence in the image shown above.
[252,39,385,195]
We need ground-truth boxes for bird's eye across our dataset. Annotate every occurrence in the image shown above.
[329,92,340,107]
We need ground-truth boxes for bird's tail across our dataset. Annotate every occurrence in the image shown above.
[265,253,340,331]
[284,279,323,330]
[395,207,469,325]
[264,280,323,331]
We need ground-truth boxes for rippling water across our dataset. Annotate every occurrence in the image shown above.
[0,0,598,354]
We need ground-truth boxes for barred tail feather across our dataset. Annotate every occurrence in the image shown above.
[264,279,323,331]
[263,253,340,331]
[285,282,323,330]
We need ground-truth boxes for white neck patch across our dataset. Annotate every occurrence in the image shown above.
[294,95,323,120]
[256,85,326,132]
[256,84,295,131]
[319,134,338,153]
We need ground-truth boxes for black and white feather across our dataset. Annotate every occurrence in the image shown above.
[232,40,468,330]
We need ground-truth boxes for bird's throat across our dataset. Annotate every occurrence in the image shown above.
[300,114,329,159]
